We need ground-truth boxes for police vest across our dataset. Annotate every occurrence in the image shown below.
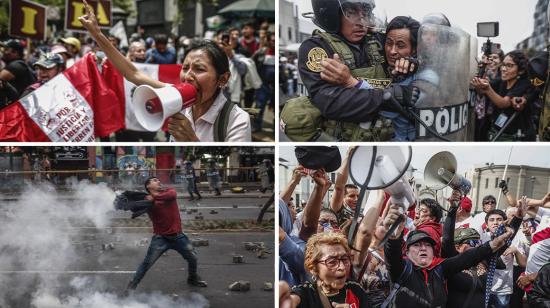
[281,31,393,141]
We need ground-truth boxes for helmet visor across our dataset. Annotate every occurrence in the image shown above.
[338,0,376,29]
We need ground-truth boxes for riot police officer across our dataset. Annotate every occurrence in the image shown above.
[280,0,413,142]
[206,159,221,196]
[257,159,272,193]
[184,161,202,201]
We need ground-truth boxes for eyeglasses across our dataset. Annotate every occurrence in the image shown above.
[484,200,496,205]
[317,255,352,270]
[501,63,517,69]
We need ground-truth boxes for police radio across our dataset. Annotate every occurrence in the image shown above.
[133,83,198,131]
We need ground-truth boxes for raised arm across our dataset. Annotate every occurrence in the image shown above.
[330,146,355,213]
[79,0,165,88]
[299,170,327,241]
[442,204,459,258]
[383,204,406,282]
[354,190,385,267]
[280,166,306,205]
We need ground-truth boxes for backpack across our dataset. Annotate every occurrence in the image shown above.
[213,99,236,142]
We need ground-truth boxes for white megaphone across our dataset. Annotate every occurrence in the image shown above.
[424,151,472,196]
[349,146,414,245]
[133,82,198,131]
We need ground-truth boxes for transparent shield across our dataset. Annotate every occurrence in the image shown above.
[413,24,472,141]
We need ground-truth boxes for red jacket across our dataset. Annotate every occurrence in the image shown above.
[147,188,182,235]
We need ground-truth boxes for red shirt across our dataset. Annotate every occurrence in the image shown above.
[147,188,182,235]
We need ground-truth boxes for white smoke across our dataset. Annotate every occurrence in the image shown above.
[0,179,208,308]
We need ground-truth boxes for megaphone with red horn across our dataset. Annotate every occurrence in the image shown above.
[133,83,198,131]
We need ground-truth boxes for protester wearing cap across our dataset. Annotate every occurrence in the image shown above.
[382,203,513,308]
[59,37,81,68]
[0,39,36,97]
[20,53,65,97]
[441,195,490,308]
[50,45,70,69]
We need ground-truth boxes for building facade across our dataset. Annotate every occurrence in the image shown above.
[516,0,549,51]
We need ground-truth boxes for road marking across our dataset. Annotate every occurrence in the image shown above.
[0,270,135,274]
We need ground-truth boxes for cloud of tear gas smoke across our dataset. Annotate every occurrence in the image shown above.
[30,277,208,308]
[0,179,208,308]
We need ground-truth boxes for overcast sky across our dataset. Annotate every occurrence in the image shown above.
[280,145,550,178]
[292,0,539,52]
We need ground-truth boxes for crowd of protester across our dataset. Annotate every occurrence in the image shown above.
[0,19,275,140]
[279,147,550,308]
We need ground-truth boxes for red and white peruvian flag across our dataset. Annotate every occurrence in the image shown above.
[0,54,182,141]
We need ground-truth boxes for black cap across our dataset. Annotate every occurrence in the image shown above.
[405,230,436,249]
[1,39,24,56]
[295,146,341,172]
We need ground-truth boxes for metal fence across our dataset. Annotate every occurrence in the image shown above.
[0,167,266,191]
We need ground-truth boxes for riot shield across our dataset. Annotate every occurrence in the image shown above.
[413,24,473,141]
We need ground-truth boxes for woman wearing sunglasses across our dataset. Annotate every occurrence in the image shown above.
[286,232,370,308]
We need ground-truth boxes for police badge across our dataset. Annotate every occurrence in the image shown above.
[306,47,328,72]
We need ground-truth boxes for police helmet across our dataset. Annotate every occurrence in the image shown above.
[421,13,451,27]
[311,0,375,33]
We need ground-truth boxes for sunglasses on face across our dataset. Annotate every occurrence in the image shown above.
[317,255,352,270]
[484,200,496,205]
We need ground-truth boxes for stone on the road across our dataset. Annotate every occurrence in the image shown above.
[191,238,209,247]
[263,282,273,291]
[101,243,115,251]
[228,280,250,291]
[232,255,244,263]
[232,204,238,208]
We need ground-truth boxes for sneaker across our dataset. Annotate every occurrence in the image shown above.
[187,277,208,287]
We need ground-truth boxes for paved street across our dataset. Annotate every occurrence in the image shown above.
[0,192,274,308]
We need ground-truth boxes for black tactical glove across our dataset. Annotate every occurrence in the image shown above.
[498,180,509,195]
[382,85,419,124]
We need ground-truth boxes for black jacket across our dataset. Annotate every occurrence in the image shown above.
[113,191,153,218]
[384,233,494,308]
[528,263,550,308]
